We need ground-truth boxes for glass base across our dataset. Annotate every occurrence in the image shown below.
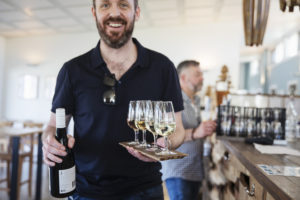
[127,141,139,146]
[136,143,149,148]
[155,149,176,155]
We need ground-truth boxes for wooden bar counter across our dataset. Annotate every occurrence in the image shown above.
[212,136,300,200]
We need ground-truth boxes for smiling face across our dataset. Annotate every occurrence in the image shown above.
[92,0,140,49]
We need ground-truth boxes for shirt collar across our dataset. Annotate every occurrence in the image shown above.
[90,38,149,69]
[182,91,200,104]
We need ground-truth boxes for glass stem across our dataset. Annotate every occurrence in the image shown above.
[142,130,146,145]
[153,134,158,147]
[164,136,169,152]
[134,130,139,143]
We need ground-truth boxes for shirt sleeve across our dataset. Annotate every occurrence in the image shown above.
[162,61,184,113]
[51,64,75,115]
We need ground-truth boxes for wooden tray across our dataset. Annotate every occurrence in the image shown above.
[119,141,188,161]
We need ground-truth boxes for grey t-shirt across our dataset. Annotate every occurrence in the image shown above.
[161,91,204,182]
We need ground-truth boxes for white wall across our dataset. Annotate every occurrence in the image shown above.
[135,23,242,88]
[4,32,99,122]
[0,36,5,119]
[3,23,242,122]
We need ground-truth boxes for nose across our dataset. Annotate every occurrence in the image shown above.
[109,4,121,17]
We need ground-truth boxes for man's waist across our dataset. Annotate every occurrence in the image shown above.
[76,172,162,199]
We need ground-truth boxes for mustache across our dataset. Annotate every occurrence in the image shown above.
[104,17,127,24]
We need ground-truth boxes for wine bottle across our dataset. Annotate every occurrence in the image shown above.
[49,108,76,198]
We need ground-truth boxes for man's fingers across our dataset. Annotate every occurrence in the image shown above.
[43,142,67,156]
[43,146,63,163]
[47,135,65,150]
[156,137,165,148]
[67,134,75,149]
[43,157,55,167]
[126,147,157,162]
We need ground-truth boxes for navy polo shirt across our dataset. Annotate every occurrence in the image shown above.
[51,38,183,199]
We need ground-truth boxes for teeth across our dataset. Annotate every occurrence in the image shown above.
[109,23,122,27]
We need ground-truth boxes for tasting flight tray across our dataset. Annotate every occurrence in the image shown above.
[119,141,188,161]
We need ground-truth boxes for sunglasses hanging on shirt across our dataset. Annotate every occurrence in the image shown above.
[103,73,117,105]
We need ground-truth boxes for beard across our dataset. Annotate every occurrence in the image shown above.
[188,81,202,93]
[96,16,135,49]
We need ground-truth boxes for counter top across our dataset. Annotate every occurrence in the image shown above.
[217,137,300,200]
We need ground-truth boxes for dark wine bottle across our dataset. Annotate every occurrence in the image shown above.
[49,108,76,198]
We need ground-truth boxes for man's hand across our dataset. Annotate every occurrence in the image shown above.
[193,120,216,139]
[42,133,75,167]
[126,146,158,162]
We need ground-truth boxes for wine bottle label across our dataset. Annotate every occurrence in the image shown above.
[58,166,76,194]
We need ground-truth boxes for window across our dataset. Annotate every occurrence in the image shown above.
[18,75,38,99]
[272,42,284,64]
[250,60,259,76]
[285,33,299,58]
[272,32,299,64]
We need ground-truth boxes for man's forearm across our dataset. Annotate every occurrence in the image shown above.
[168,112,185,150]
[183,128,194,142]
[42,125,56,141]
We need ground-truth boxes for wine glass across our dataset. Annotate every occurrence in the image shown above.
[145,101,160,151]
[155,101,176,155]
[127,101,139,145]
[135,100,148,147]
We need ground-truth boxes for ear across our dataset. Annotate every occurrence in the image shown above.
[134,6,140,21]
[180,73,186,82]
[91,6,96,20]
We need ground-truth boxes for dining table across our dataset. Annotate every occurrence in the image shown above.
[0,127,44,200]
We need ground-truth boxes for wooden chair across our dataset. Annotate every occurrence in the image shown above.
[0,121,13,128]
[0,134,35,200]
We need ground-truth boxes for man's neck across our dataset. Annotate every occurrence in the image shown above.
[182,87,195,102]
[100,38,138,80]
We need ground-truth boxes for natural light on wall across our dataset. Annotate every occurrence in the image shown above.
[250,60,259,76]
[285,33,299,58]
[273,42,284,64]
[272,33,299,64]
[18,75,38,100]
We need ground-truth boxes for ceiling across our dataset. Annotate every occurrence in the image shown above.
[0,0,299,41]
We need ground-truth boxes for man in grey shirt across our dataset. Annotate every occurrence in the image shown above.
[161,60,216,200]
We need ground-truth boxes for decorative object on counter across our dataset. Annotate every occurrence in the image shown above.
[215,65,231,106]
[243,0,270,46]
[285,83,298,141]
[203,85,215,120]
[280,0,300,12]
[216,105,286,140]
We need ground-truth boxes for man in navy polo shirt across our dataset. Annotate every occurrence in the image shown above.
[42,0,185,199]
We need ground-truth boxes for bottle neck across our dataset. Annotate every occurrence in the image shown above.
[56,128,67,147]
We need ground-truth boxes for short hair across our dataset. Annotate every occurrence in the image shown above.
[93,0,139,9]
[177,60,200,76]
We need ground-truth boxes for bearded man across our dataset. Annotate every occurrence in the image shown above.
[161,60,216,200]
[42,0,185,199]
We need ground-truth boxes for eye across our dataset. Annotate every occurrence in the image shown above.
[100,3,110,9]
[120,2,129,8]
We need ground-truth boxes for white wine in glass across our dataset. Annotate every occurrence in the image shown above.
[135,100,148,147]
[156,101,176,155]
[127,101,139,145]
[145,101,160,151]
